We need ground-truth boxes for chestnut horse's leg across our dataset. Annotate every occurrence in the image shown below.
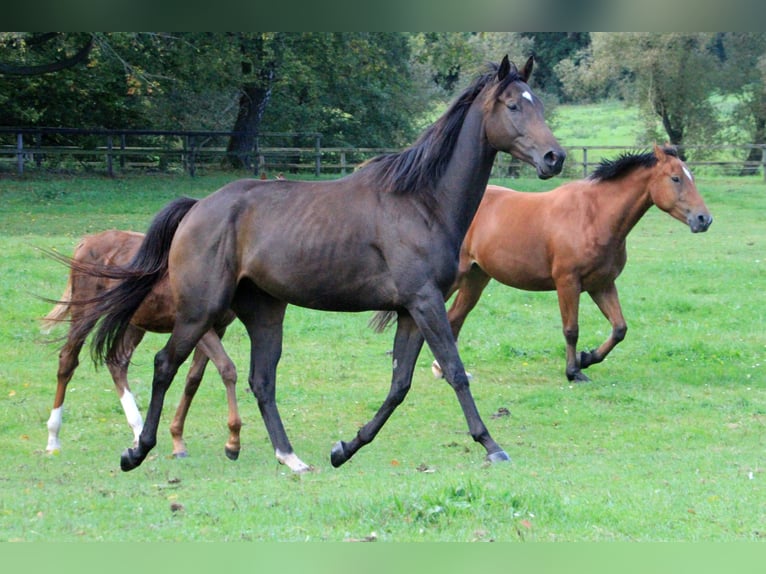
[46,331,86,453]
[331,311,424,467]
[433,264,492,378]
[169,328,241,460]
[580,283,628,370]
[168,346,207,459]
[236,292,311,473]
[105,325,145,447]
[556,279,588,382]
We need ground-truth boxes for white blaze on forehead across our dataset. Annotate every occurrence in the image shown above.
[682,165,693,182]
[522,91,534,103]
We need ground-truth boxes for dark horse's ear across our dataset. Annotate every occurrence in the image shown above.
[520,56,534,82]
[497,55,516,81]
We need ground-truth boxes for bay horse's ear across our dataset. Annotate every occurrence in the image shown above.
[498,55,514,81]
[653,143,667,162]
[520,55,534,82]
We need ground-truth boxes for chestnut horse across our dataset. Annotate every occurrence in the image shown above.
[42,230,241,459]
[76,56,565,472]
[434,145,712,382]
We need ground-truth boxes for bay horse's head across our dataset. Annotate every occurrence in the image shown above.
[484,55,565,179]
[650,144,713,233]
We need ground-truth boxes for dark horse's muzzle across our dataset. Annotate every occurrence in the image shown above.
[537,147,566,179]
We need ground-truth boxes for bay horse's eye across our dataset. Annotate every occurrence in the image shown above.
[507,103,519,111]
[671,175,681,183]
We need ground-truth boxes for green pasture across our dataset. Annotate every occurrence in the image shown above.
[0,169,764,542]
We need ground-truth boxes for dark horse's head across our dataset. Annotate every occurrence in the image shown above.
[483,56,565,179]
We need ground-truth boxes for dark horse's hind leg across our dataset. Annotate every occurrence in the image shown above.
[331,312,424,467]
[120,328,201,471]
[235,287,311,473]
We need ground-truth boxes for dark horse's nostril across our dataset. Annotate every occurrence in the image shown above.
[545,149,566,170]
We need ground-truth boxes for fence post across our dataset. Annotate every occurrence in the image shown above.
[119,134,126,170]
[315,134,321,177]
[582,147,588,178]
[16,132,23,175]
[106,135,114,177]
[762,145,766,183]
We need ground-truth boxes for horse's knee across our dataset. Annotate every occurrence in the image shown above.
[219,361,237,385]
[613,324,627,343]
[563,325,579,344]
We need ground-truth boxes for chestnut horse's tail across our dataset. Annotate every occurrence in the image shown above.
[40,273,73,334]
[80,196,198,365]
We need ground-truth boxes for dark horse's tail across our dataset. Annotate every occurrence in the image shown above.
[72,196,198,365]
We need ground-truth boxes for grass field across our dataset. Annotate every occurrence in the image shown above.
[0,159,764,542]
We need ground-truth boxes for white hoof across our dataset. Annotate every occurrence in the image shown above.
[276,449,312,473]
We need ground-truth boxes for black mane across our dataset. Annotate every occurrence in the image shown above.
[363,61,524,195]
[589,146,678,182]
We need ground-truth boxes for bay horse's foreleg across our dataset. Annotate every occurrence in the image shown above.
[580,284,627,370]
[105,325,145,448]
[433,264,492,378]
[413,288,509,463]
[556,280,588,382]
[331,312,423,467]
[237,295,311,473]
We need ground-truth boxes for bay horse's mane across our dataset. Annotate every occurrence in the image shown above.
[362,61,524,195]
[589,146,679,182]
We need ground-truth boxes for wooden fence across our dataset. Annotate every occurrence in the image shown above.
[1,127,765,180]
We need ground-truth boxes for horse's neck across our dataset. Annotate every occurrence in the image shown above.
[433,104,498,238]
[596,170,655,241]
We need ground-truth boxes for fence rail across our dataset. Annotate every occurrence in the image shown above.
[1,127,765,180]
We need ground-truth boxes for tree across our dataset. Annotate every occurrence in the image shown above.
[556,33,724,156]
[719,33,766,174]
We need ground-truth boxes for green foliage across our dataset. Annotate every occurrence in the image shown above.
[0,172,763,541]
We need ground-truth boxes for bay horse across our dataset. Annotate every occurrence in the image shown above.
[78,56,565,472]
[432,145,712,382]
[42,229,241,459]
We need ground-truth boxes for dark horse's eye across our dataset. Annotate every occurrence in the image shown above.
[507,103,519,111]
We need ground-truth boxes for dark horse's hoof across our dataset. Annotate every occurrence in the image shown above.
[225,447,240,461]
[486,450,511,464]
[330,440,349,468]
[120,447,143,472]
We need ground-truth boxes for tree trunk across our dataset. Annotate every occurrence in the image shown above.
[225,79,272,170]
[740,116,765,176]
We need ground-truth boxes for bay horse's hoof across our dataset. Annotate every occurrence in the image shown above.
[225,447,240,461]
[486,450,511,463]
[330,440,349,468]
[120,447,142,472]
[173,451,189,459]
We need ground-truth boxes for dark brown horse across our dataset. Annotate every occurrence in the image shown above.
[432,145,712,382]
[78,56,565,472]
[42,230,241,459]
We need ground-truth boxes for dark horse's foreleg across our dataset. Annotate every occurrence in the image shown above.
[331,311,424,467]
[235,290,311,473]
[579,284,627,370]
[411,290,509,463]
[432,264,492,378]
[334,289,509,466]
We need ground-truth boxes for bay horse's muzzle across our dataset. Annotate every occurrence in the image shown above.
[689,212,713,233]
